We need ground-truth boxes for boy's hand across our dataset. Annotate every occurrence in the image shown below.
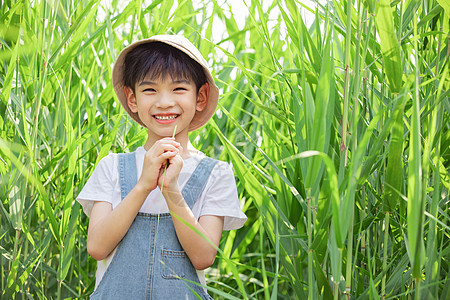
[158,149,183,192]
[136,138,181,193]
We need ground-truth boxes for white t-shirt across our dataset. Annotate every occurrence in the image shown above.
[76,146,247,289]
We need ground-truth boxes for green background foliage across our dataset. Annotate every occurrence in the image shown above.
[0,0,449,299]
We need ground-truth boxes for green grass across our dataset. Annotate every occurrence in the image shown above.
[1,0,449,299]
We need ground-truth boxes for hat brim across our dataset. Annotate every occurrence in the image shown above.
[112,35,219,132]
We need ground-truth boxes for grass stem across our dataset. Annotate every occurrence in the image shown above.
[307,192,313,300]
[381,212,390,299]
[345,208,354,299]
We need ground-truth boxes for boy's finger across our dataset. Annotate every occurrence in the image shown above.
[158,137,179,144]
[147,143,179,156]
[160,151,179,160]
[155,141,181,150]
[159,144,180,152]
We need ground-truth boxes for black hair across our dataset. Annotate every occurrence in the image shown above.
[123,42,207,93]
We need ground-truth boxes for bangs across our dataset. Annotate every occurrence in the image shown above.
[123,42,207,91]
[138,53,194,83]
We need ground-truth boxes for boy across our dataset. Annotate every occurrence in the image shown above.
[77,35,247,299]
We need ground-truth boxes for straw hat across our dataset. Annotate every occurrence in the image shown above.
[112,35,219,131]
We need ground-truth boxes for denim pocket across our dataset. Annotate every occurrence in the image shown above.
[161,249,187,279]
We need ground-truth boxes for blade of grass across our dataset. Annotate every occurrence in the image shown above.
[407,12,424,293]
[374,0,402,93]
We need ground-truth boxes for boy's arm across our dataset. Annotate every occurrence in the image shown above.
[163,189,224,270]
[87,138,181,261]
[87,184,150,261]
[160,152,224,270]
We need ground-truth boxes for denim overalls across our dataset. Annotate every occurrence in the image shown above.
[91,153,217,299]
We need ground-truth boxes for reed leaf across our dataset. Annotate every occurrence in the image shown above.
[374,0,402,93]
[383,95,404,212]
[436,0,450,17]
[407,12,425,283]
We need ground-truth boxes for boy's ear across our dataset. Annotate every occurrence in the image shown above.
[196,82,209,112]
[124,86,138,113]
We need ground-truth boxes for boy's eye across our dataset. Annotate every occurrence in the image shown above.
[143,88,156,92]
[174,87,187,91]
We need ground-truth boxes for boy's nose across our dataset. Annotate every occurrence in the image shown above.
[156,93,175,108]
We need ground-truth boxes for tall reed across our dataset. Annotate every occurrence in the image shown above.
[1,0,449,299]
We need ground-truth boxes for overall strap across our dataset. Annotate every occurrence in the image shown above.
[118,152,137,201]
[181,157,218,209]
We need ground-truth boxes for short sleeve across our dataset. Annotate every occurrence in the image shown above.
[76,154,117,217]
[198,161,247,230]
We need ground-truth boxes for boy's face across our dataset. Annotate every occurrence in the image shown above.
[124,75,208,139]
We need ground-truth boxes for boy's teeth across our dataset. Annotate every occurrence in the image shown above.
[155,115,177,120]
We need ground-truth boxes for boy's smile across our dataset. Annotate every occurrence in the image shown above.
[153,114,179,122]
